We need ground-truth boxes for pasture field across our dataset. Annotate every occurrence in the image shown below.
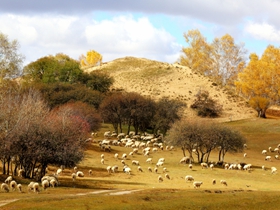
[1,117,280,209]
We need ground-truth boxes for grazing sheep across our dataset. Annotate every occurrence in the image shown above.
[101,158,105,164]
[18,169,25,178]
[56,168,63,176]
[275,155,279,160]
[1,183,9,192]
[262,165,266,170]
[158,175,163,182]
[41,180,50,190]
[112,165,118,173]
[156,161,164,167]
[209,164,214,170]
[243,164,252,171]
[269,147,272,152]
[188,164,193,170]
[33,182,40,193]
[262,150,267,155]
[165,174,170,180]
[163,167,167,173]
[148,167,153,172]
[212,179,216,185]
[76,171,84,177]
[74,166,78,172]
[201,162,208,169]
[265,156,272,161]
[50,179,58,188]
[132,160,140,165]
[121,160,126,165]
[154,167,158,173]
[129,151,134,156]
[158,158,165,163]
[193,181,203,188]
[224,163,229,169]
[17,184,22,192]
[271,167,277,174]
[107,166,112,174]
[138,166,143,172]
[185,175,194,182]
[72,173,77,181]
[122,153,127,160]
[243,153,247,158]
[89,169,93,176]
[243,144,247,149]
[28,182,35,192]
[5,176,13,184]
[101,154,105,159]
[123,166,132,175]
[10,180,17,191]
[146,158,152,164]
[180,157,190,164]
[114,153,119,159]
[220,180,227,186]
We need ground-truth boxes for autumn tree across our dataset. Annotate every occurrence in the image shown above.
[80,50,103,67]
[0,32,25,80]
[180,29,213,74]
[235,45,280,118]
[190,90,222,117]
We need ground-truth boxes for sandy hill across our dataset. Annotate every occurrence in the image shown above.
[84,56,256,122]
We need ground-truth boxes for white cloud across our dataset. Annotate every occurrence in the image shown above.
[245,21,280,42]
[0,13,180,64]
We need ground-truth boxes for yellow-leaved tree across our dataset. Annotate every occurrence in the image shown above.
[235,45,280,118]
[80,50,102,68]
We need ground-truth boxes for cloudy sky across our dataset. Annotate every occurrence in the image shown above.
[1,0,280,65]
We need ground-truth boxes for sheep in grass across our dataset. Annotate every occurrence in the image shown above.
[114,153,119,160]
[243,153,247,158]
[17,184,22,192]
[107,166,112,174]
[56,168,63,176]
[41,180,50,190]
[262,150,267,155]
[112,165,118,173]
[89,169,93,176]
[10,180,17,191]
[158,175,163,183]
[275,155,279,160]
[220,180,227,186]
[5,176,13,184]
[123,166,132,175]
[265,156,272,161]
[154,167,158,173]
[101,154,104,159]
[101,158,105,164]
[180,157,190,164]
[185,175,194,182]
[146,158,152,164]
[74,166,78,172]
[76,171,84,177]
[212,179,216,185]
[201,162,208,169]
[138,166,143,172]
[156,161,164,167]
[209,164,214,170]
[72,173,77,181]
[18,169,25,178]
[148,167,153,172]
[132,160,140,166]
[188,164,193,170]
[122,153,127,160]
[193,181,203,188]
[158,158,165,163]
[121,160,126,166]
[28,182,39,193]
[1,183,9,192]
[271,167,277,174]
[165,173,171,180]
[50,179,58,188]
[163,167,167,173]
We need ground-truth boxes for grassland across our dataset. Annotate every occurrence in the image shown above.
[1,117,280,209]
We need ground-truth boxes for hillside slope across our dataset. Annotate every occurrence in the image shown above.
[84,57,255,122]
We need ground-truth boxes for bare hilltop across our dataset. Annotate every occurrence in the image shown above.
[84,56,256,122]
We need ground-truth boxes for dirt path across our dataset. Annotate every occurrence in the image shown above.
[0,199,19,207]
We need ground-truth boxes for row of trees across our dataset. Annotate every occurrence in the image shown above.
[0,85,101,178]
[100,92,186,135]
[167,120,246,163]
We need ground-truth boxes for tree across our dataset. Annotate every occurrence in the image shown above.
[180,29,213,74]
[190,90,222,117]
[167,120,245,163]
[23,53,82,84]
[0,32,24,79]
[211,34,246,86]
[235,45,280,118]
[80,50,102,67]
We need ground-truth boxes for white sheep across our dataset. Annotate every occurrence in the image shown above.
[121,160,126,165]
[132,160,140,165]
[262,165,266,170]
[74,166,78,172]
[271,167,277,174]
[158,158,165,163]
[50,179,58,187]
[107,166,112,174]
[243,153,247,158]
[201,162,208,169]
[262,150,267,155]
[158,175,163,182]
[101,158,105,164]
[56,168,63,176]
[101,154,105,159]
[193,181,203,188]
[112,165,118,173]
[123,166,132,175]
[1,183,9,192]
[154,167,158,173]
[10,180,17,191]
[17,184,22,192]
[138,166,143,172]
[224,163,229,169]
[89,169,93,176]
[114,153,119,159]
[275,155,279,160]
[220,180,227,186]
[163,167,167,173]
[156,161,164,167]
[180,157,190,164]
[209,164,214,170]
[212,179,216,185]
[165,173,171,180]
[76,171,84,177]
[18,169,25,177]
[148,167,152,172]
[32,182,40,193]
[28,181,35,192]
[146,158,152,164]
[72,173,77,181]
[265,156,272,161]
[5,176,13,184]
[189,164,193,170]
[122,153,127,160]
[185,175,194,182]
[41,180,50,190]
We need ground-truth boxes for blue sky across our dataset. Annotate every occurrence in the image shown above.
[1,0,280,65]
